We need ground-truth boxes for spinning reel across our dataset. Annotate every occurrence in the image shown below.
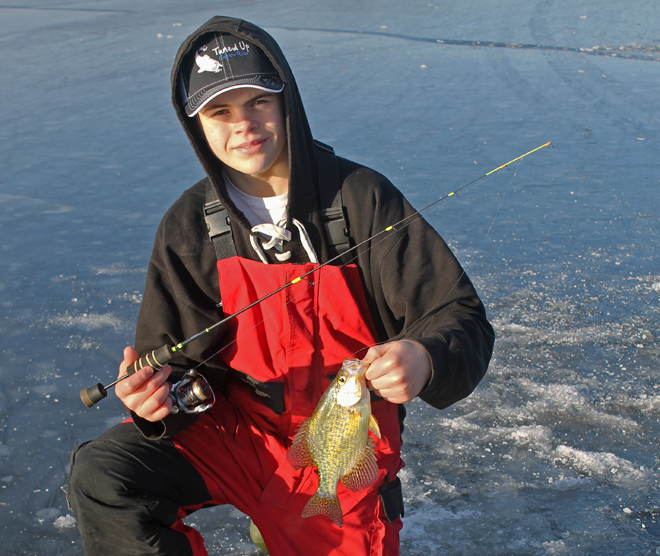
[169,370,215,414]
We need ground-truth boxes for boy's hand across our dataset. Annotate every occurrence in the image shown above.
[115,346,173,422]
[362,340,432,404]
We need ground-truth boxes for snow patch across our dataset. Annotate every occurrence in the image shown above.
[437,416,480,432]
[542,539,566,553]
[94,265,146,276]
[553,445,645,482]
[519,380,640,431]
[54,514,77,529]
[548,476,592,490]
[48,312,126,331]
[65,335,99,350]
[508,425,553,451]
[630,395,660,413]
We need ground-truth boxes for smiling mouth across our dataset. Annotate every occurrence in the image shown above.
[234,138,267,152]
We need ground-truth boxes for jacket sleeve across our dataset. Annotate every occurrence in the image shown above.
[131,184,230,439]
[341,164,495,410]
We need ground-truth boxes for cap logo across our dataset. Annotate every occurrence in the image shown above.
[195,41,252,74]
[195,45,223,73]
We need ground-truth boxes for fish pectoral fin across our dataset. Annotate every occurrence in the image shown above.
[302,492,343,527]
[286,420,314,469]
[368,413,381,439]
[339,437,379,492]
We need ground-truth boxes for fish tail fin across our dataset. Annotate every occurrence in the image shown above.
[301,493,343,527]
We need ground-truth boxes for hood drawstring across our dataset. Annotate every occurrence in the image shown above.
[250,218,319,264]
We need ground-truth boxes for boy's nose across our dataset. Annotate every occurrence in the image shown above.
[234,112,258,133]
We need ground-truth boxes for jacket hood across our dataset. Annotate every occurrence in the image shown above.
[171,16,318,227]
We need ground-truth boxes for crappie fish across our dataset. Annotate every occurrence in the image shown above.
[286,358,381,527]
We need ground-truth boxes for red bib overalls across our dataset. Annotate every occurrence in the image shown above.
[170,257,404,555]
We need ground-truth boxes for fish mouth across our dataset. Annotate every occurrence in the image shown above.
[342,358,369,379]
[336,360,370,407]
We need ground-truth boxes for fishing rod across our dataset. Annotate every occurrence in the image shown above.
[80,141,552,410]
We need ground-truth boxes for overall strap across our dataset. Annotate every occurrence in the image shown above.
[314,140,352,265]
[204,181,237,260]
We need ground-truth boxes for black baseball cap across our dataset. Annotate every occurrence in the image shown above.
[180,33,285,117]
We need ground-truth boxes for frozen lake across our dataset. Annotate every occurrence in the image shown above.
[1,0,658,554]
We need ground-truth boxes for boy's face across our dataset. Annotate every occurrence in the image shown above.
[197,88,288,186]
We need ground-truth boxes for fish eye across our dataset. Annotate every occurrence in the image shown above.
[338,376,347,385]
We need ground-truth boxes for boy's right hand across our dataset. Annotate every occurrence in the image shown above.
[115,346,173,422]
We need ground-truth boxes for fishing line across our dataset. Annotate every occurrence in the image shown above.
[80,142,552,407]
[484,165,517,239]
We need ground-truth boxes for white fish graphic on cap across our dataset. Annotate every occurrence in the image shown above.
[195,45,223,73]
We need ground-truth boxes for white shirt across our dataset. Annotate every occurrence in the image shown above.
[223,170,288,228]
[222,171,318,264]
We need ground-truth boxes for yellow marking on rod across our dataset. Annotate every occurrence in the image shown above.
[291,277,302,284]
[448,192,455,197]
[206,328,210,333]
[486,142,552,176]
[177,343,183,349]
[386,226,394,231]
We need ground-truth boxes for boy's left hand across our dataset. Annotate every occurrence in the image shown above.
[362,340,432,404]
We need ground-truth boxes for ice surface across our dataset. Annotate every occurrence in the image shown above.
[35,508,61,523]
[1,0,659,554]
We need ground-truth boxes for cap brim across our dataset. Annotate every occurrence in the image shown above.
[186,82,285,117]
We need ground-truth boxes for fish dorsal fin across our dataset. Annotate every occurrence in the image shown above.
[339,437,379,492]
[369,413,381,439]
[286,420,314,470]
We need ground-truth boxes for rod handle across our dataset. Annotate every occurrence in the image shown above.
[80,383,107,407]
[79,344,175,408]
[125,344,174,375]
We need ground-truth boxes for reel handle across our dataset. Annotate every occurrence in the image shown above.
[79,344,175,408]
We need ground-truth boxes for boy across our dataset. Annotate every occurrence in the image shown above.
[68,16,494,555]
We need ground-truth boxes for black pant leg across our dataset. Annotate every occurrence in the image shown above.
[68,422,212,555]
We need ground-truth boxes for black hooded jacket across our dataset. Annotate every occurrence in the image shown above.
[131,16,494,438]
